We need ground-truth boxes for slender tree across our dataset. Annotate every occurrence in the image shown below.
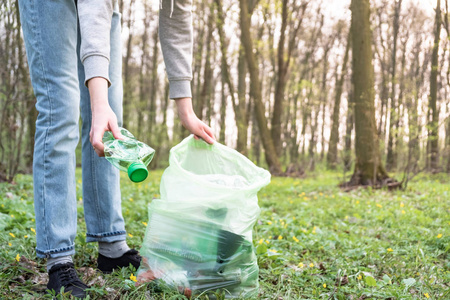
[386,0,402,170]
[239,0,282,173]
[327,30,351,169]
[348,0,389,185]
[428,0,441,171]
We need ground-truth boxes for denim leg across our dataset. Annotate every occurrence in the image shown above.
[78,8,126,243]
[18,0,80,258]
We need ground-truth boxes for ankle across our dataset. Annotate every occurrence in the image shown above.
[98,240,130,258]
[47,256,73,272]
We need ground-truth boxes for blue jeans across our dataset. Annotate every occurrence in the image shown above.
[18,0,127,258]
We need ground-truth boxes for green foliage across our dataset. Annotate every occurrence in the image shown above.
[0,169,448,299]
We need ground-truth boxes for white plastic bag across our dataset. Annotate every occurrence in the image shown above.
[137,136,270,298]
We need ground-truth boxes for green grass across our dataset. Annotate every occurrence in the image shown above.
[0,169,448,299]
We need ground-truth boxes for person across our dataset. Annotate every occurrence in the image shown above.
[17,0,215,298]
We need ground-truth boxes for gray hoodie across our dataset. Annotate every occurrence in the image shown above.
[78,0,192,99]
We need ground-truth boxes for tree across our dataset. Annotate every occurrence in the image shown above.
[386,0,403,170]
[271,0,307,156]
[239,0,282,174]
[327,29,351,169]
[348,0,389,186]
[428,0,441,172]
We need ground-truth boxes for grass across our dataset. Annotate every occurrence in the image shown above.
[0,168,448,299]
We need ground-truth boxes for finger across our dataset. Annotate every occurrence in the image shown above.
[91,128,105,157]
[194,135,200,140]
[201,126,216,144]
[109,118,123,140]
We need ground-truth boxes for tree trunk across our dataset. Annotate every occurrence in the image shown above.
[198,2,215,121]
[271,1,307,156]
[344,82,354,172]
[219,69,226,143]
[148,28,159,141]
[214,0,248,150]
[428,0,441,172]
[348,0,389,186]
[138,2,151,140]
[327,31,351,168]
[122,0,136,129]
[386,0,402,170]
[239,0,282,173]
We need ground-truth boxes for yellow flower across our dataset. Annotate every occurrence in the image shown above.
[142,222,148,226]
[278,235,283,240]
[24,235,28,238]
[9,233,15,238]
[78,198,82,201]
[292,236,299,242]
[387,248,393,252]
[424,293,430,298]
[356,200,360,204]
[15,254,20,262]
[357,274,362,280]
[298,262,304,268]
[269,249,277,253]
[302,229,307,233]
[128,233,133,238]
[129,198,133,202]
[323,283,327,288]
[258,239,264,244]
[401,210,406,214]
[31,228,36,234]
[265,240,270,244]
[437,234,443,239]
[130,273,137,282]
[268,236,272,239]
[8,242,12,247]
[345,216,349,220]
[290,200,293,204]
[267,221,272,225]
[400,202,404,207]
[331,195,335,198]
[376,204,382,208]
[292,217,296,220]
[10,215,14,218]
[319,192,323,196]
[309,263,314,268]
[78,180,82,184]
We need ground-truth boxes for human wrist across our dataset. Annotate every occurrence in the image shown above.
[175,97,195,118]
[88,77,109,109]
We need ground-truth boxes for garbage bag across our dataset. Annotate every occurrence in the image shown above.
[137,135,270,298]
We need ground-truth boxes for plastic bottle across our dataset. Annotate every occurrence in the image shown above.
[103,127,155,182]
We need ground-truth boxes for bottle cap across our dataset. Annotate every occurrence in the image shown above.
[127,162,148,183]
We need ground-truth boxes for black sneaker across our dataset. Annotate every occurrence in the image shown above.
[97,249,141,274]
[47,263,89,298]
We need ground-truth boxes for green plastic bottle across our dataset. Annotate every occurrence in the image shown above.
[103,127,155,182]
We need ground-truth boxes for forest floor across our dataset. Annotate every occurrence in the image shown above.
[0,168,449,299]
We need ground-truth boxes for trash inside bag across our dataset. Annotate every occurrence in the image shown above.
[137,135,270,298]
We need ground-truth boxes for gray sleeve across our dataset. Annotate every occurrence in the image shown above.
[159,0,193,99]
[78,0,114,87]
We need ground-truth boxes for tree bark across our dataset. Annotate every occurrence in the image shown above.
[327,31,351,169]
[386,0,402,170]
[239,0,282,173]
[428,0,441,172]
[271,1,307,156]
[348,0,389,186]
[122,0,136,128]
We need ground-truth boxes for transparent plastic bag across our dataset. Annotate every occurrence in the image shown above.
[137,135,270,298]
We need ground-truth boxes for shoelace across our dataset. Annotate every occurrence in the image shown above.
[59,266,88,288]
